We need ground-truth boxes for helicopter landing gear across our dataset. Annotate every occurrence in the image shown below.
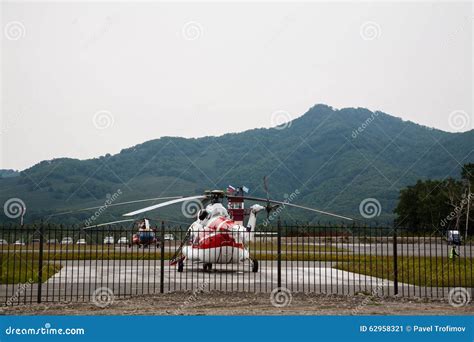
[203,263,212,272]
[251,258,259,273]
[177,260,184,273]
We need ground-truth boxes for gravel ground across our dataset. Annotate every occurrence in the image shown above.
[1,292,472,316]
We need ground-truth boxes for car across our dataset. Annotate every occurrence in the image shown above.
[47,239,59,245]
[117,237,129,245]
[13,240,25,246]
[76,239,87,245]
[61,237,74,245]
[0,239,8,245]
[164,234,175,241]
[103,236,114,245]
[447,230,462,246]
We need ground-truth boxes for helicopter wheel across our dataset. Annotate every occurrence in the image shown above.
[203,263,212,272]
[177,260,184,273]
[251,258,259,273]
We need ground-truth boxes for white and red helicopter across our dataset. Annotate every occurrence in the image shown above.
[120,180,353,273]
[57,179,352,272]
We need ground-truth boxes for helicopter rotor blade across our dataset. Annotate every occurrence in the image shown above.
[49,196,183,217]
[83,219,136,229]
[228,195,353,221]
[123,195,207,217]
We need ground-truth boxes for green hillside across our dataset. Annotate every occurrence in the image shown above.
[1,104,472,225]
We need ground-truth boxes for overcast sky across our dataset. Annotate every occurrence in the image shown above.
[1,1,472,170]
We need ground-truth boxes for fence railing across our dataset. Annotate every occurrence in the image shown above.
[0,221,472,305]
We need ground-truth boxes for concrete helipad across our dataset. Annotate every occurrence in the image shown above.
[1,260,455,304]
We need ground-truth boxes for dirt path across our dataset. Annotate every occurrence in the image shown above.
[1,292,472,315]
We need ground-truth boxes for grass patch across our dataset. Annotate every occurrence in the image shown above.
[249,242,346,253]
[0,256,62,284]
[336,256,473,287]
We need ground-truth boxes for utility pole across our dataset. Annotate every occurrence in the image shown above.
[465,181,471,241]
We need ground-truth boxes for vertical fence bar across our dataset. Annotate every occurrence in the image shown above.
[160,221,165,294]
[277,218,282,289]
[392,226,398,295]
[37,221,44,303]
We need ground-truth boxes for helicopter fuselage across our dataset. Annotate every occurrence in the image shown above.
[176,203,264,269]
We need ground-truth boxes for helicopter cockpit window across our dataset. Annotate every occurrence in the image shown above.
[198,209,209,221]
[229,202,243,209]
[210,205,228,218]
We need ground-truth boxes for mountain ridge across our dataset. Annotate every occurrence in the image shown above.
[1,104,472,224]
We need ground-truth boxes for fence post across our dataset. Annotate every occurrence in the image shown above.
[277,217,282,289]
[37,220,44,303]
[392,227,398,295]
[160,221,165,294]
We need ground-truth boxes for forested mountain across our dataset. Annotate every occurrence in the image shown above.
[1,104,473,224]
[0,170,19,178]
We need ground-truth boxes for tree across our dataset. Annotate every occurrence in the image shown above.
[461,163,473,239]
[394,163,473,236]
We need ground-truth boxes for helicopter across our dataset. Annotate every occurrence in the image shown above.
[53,179,352,272]
[129,218,160,248]
[121,179,353,273]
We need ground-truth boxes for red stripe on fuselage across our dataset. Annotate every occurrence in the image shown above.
[193,217,244,250]
[207,217,234,231]
[193,233,244,249]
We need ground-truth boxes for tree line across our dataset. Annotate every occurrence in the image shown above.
[394,163,473,237]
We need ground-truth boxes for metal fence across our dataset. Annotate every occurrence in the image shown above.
[0,221,472,305]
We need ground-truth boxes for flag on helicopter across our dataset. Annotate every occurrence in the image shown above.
[227,185,236,194]
[242,186,249,193]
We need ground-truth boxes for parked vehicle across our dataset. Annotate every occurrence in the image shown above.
[103,236,114,245]
[47,239,59,245]
[13,240,25,246]
[0,239,8,245]
[76,239,87,245]
[447,230,462,246]
[61,237,74,245]
[117,237,129,245]
[164,234,175,241]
